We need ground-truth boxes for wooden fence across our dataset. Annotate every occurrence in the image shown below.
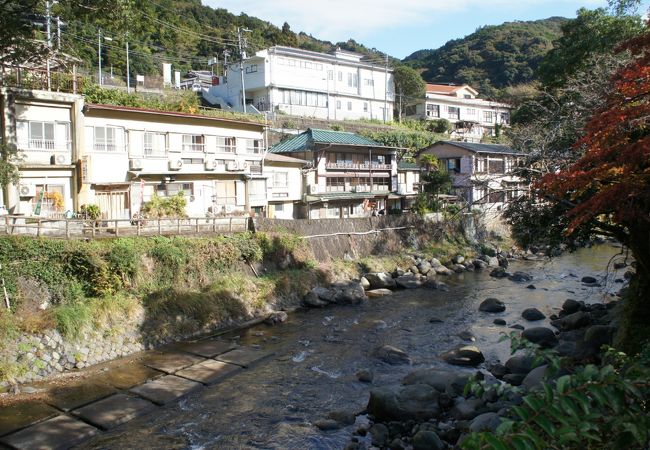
[1,215,251,239]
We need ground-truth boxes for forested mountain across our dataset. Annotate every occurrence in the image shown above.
[36,0,387,81]
[403,17,568,97]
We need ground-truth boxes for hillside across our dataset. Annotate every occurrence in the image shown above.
[44,0,388,81]
[403,17,568,97]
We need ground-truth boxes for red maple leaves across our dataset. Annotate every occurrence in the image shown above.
[538,22,650,235]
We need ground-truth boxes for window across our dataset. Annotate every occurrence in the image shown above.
[181,158,203,164]
[363,102,368,112]
[488,159,505,174]
[466,108,476,116]
[273,172,288,188]
[304,61,313,69]
[274,203,284,212]
[347,73,358,88]
[144,132,166,156]
[245,139,262,154]
[216,136,236,153]
[288,59,297,67]
[500,112,510,125]
[351,177,370,192]
[327,70,334,80]
[448,107,460,120]
[326,177,346,192]
[347,101,352,111]
[444,158,461,173]
[182,134,205,152]
[483,111,494,123]
[336,100,341,110]
[28,121,55,150]
[245,64,258,73]
[250,179,266,202]
[338,71,343,81]
[372,178,390,191]
[464,94,472,99]
[216,180,236,205]
[474,156,487,173]
[94,126,120,151]
[31,184,64,217]
[156,182,193,197]
[364,79,374,86]
[426,104,440,118]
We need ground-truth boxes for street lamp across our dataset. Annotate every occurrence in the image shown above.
[98,30,112,86]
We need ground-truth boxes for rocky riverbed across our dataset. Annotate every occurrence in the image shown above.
[69,244,627,449]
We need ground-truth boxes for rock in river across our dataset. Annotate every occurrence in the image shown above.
[367,384,440,421]
[522,327,558,348]
[551,311,592,331]
[509,271,533,282]
[490,267,510,278]
[412,430,445,450]
[522,308,546,321]
[363,272,396,289]
[395,275,423,289]
[366,289,393,298]
[441,345,485,366]
[371,345,412,365]
[479,298,506,313]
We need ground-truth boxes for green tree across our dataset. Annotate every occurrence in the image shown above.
[0,0,43,65]
[538,7,644,87]
[393,65,426,122]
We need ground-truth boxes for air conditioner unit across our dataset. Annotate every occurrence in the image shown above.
[241,161,249,170]
[51,153,71,165]
[129,158,143,171]
[168,159,183,171]
[226,161,239,171]
[19,184,36,197]
[308,184,318,195]
[205,160,218,171]
[224,205,234,213]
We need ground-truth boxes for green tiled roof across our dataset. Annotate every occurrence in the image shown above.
[397,161,421,170]
[271,128,383,153]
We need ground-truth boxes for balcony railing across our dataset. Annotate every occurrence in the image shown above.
[182,143,205,152]
[216,146,236,153]
[93,142,121,152]
[326,162,391,170]
[28,139,71,151]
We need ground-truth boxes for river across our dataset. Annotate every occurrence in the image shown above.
[80,244,625,450]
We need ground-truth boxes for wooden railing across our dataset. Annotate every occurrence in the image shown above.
[1,215,250,239]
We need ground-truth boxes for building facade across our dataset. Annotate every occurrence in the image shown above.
[270,128,402,219]
[419,141,527,208]
[409,84,511,142]
[208,46,395,122]
[1,88,82,217]
[1,87,309,221]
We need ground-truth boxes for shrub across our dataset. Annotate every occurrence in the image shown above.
[141,192,187,218]
[79,204,101,220]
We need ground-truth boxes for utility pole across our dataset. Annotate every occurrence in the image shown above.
[383,53,388,123]
[237,27,251,113]
[126,33,130,93]
[98,29,102,85]
[56,16,61,48]
[46,0,52,90]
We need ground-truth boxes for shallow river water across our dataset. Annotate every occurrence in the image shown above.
[79,245,625,450]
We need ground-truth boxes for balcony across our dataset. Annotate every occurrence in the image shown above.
[326,162,391,170]
[28,139,71,151]
[182,143,205,152]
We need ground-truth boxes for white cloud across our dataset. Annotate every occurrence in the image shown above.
[203,0,605,42]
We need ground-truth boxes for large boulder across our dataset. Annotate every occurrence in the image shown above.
[303,291,328,307]
[522,364,549,391]
[402,368,458,392]
[363,272,396,290]
[522,308,546,321]
[395,275,423,289]
[562,299,582,315]
[367,384,441,421]
[333,282,367,305]
[359,277,370,290]
[312,286,337,303]
[412,431,445,450]
[417,260,432,275]
[450,397,485,420]
[473,259,488,269]
[509,272,533,282]
[366,289,393,298]
[479,298,506,313]
[441,345,485,366]
[434,266,454,276]
[551,311,592,331]
[469,412,502,432]
[522,327,558,348]
[505,355,535,374]
[371,345,412,365]
[581,276,598,284]
[490,267,510,278]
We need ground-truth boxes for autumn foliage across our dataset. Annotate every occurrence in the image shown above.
[538,23,650,253]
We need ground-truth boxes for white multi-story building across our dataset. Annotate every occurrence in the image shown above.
[208,46,395,122]
[409,84,511,142]
[1,85,308,220]
[1,88,81,217]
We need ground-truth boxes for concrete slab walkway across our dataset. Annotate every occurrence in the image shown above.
[0,338,273,450]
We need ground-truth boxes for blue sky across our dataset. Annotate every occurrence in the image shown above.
[204,0,648,59]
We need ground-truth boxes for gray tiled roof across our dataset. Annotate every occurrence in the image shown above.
[434,140,524,155]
